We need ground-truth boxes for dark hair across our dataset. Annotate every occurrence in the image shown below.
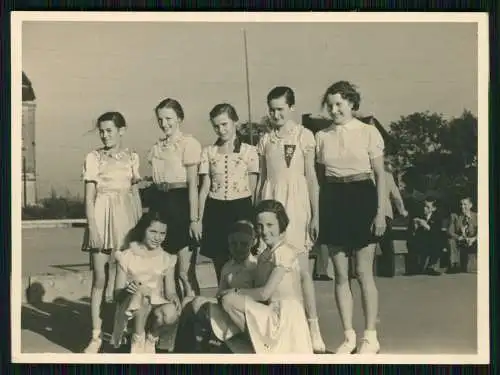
[230,220,256,238]
[209,103,239,122]
[96,112,127,129]
[254,199,290,233]
[267,86,295,107]
[126,211,168,245]
[155,98,185,121]
[424,196,438,207]
[321,81,361,111]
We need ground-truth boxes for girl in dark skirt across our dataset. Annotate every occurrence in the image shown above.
[316,81,386,355]
[198,103,259,282]
[148,98,202,300]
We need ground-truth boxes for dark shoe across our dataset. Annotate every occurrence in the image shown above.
[313,274,333,281]
[425,268,441,276]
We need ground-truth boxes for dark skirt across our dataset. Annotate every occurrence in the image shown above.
[152,187,194,254]
[201,196,254,262]
[319,179,378,250]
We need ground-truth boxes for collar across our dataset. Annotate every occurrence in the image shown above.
[160,131,183,146]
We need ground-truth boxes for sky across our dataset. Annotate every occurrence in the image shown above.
[21,20,478,199]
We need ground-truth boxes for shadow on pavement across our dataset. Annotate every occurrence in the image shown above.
[22,282,126,353]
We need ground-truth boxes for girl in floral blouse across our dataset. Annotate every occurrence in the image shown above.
[198,103,259,283]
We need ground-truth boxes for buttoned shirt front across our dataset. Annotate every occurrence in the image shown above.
[199,142,259,201]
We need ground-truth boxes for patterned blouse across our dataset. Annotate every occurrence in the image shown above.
[199,140,259,201]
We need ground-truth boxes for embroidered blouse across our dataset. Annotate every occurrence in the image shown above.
[82,148,140,192]
[315,118,385,177]
[199,141,259,201]
[148,132,202,184]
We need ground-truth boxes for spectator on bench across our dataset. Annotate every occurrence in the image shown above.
[407,197,444,276]
[447,196,478,273]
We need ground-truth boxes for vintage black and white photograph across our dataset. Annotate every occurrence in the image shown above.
[11,12,489,364]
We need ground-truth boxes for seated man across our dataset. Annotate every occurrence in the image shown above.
[447,195,478,273]
[173,221,258,353]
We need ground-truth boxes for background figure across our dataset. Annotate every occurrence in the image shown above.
[407,197,444,275]
[447,195,478,273]
[148,98,202,300]
[378,159,408,277]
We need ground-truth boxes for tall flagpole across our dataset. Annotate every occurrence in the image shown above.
[243,29,253,145]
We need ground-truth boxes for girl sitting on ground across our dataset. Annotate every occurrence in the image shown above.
[110,211,181,353]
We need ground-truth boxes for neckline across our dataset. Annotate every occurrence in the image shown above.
[99,147,129,159]
[160,131,183,146]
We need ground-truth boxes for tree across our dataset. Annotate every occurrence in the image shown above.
[237,116,272,146]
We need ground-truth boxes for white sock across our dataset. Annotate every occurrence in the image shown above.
[345,329,356,342]
[364,330,377,341]
[91,329,101,340]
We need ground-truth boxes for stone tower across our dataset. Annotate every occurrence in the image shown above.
[22,71,37,207]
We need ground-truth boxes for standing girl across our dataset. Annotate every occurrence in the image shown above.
[256,86,325,352]
[316,81,386,354]
[111,211,181,353]
[81,111,143,353]
[219,200,313,354]
[148,98,202,300]
[198,103,259,282]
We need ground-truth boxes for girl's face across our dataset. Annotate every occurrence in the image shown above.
[324,93,354,125]
[256,212,283,247]
[98,120,124,149]
[228,232,254,263]
[268,96,294,127]
[156,107,182,138]
[143,220,167,250]
[460,199,473,215]
[211,113,237,142]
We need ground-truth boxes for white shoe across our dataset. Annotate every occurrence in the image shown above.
[358,337,380,354]
[144,334,158,354]
[335,339,356,354]
[130,334,145,353]
[83,337,102,353]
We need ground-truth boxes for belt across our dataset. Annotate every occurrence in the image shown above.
[325,172,373,184]
[155,182,188,192]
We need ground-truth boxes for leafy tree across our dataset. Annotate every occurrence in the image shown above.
[237,116,272,146]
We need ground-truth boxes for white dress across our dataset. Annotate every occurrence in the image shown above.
[110,243,177,348]
[258,123,316,252]
[242,242,313,354]
[81,148,143,259]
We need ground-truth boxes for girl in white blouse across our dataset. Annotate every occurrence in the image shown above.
[198,103,259,282]
[316,81,386,354]
[148,98,202,300]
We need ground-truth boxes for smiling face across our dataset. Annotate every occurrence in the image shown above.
[156,107,181,138]
[143,220,167,250]
[211,112,237,142]
[324,93,354,125]
[256,211,283,248]
[98,120,124,149]
[268,96,294,128]
[459,198,473,215]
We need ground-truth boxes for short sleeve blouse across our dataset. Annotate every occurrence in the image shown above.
[315,118,385,177]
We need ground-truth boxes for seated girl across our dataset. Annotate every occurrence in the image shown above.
[110,211,181,353]
[174,220,258,353]
[219,200,314,353]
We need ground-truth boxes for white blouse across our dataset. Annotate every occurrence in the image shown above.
[148,132,202,184]
[199,142,259,201]
[315,118,385,177]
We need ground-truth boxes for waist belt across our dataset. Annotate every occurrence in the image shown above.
[325,172,372,184]
[155,182,188,192]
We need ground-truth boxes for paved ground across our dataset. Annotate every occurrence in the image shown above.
[19,228,478,355]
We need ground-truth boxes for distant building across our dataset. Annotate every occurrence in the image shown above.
[22,72,37,207]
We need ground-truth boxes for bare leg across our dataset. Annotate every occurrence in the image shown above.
[83,252,109,353]
[220,292,247,332]
[105,259,116,303]
[355,243,380,354]
[129,300,152,353]
[297,252,326,352]
[330,246,356,354]
[177,246,195,298]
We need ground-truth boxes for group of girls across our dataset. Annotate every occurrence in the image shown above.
[81,80,387,355]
